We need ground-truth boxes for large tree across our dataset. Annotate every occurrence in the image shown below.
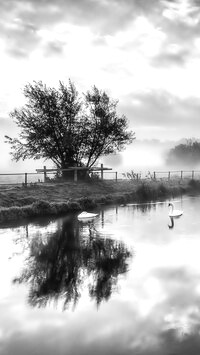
[5,80,134,175]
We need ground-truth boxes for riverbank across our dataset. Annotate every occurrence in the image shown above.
[0,179,199,224]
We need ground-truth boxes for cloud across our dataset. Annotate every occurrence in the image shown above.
[148,0,200,68]
[0,0,159,32]
[151,46,190,67]
[0,17,41,58]
[0,0,180,58]
[0,0,199,64]
[44,41,64,56]
[119,90,200,139]
[162,0,200,44]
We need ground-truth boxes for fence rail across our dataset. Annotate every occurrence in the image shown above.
[152,170,200,180]
[36,164,113,182]
[0,168,199,186]
[0,164,114,186]
[0,172,44,186]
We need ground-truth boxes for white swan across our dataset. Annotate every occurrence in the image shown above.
[77,211,98,220]
[168,202,183,217]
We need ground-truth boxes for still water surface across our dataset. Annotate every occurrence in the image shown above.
[1,196,200,354]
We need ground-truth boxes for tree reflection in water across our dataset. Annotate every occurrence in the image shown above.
[13,217,132,309]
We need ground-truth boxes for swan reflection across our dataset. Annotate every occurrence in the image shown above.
[168,215,183,229]
[168,216,174,229]
[13,216,132,309]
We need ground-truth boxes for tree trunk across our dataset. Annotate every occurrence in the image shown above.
[60,163,89,181]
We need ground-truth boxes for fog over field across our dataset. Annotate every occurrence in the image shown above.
[103,139,184,176]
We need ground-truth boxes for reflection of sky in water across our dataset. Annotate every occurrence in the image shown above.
[1,196,200,354]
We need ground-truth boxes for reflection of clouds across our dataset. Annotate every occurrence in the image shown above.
[2,198,200,354]
[137,277,166,316]
[113,199,200,354]
[153,267,200,333]
[120,261,200,354]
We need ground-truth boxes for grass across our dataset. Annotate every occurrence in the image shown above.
[0,178,199,224]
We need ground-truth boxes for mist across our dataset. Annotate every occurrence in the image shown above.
[103,138,200,179]
[0,118,46,173]
[103,139,174,178]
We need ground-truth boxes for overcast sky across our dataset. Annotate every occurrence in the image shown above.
[1,0,200,171]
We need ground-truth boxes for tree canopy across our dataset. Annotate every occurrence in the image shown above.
[166,139,200,167]
[5,80,134,172]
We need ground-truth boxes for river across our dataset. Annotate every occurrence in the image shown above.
[0,195,200,355]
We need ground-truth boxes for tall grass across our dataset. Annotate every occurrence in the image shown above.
[135,182,185,201]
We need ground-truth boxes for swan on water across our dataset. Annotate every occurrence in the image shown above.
[168,202,183,217]
[77,211,98,220]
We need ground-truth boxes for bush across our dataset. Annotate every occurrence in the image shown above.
[31,200,53,215]
[78,197,97,209]
[53,202,70,214]
[188,179,200,190]
[67,201,81,211]
[95,196,108,204]
[157,183,168,196]
[136,184,156,200]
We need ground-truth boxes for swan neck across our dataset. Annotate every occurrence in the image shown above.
[170,203,174,212]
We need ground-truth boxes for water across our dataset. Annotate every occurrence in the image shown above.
[1,196,200,354]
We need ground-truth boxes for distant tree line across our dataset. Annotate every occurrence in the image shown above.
[166,139,200,167]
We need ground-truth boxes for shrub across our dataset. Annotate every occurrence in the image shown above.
[78,197,97,209]
[95,196,107,204]
[53,202,70,214]
[157,183,168,196]
[136,183,156,200]
[67,201,81,211]
[188,179,200,190]
[31,200,52,215]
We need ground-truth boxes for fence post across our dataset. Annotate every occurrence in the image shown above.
[74,168,78,182]
[181,171,183,180]
[43,166,47,183]
[24,173,28,187]
[192,170,194,179]
[168,171,171,180]
[101,164,104,180]
[115,172,118,182]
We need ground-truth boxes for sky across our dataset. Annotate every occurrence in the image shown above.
[1,0,200,172]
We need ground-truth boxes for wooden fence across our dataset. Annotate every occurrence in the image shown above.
[0,164,116,186]
[122,170,200,181]
[0,172,44,186]
[0,168,199,186]
[152,170,200,180]
[36,164,116,182]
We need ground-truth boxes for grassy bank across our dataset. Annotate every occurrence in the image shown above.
[0,179,199,224]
